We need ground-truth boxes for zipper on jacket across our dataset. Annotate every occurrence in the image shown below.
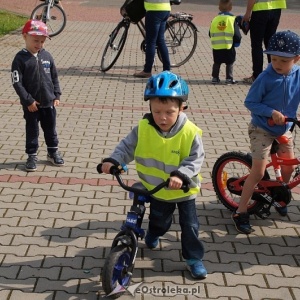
[36,54,43,106]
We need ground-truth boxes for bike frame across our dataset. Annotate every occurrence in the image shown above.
[230,118,300,194]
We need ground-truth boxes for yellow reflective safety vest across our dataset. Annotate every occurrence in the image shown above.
[144,0,171,11]
[134,118,202,201]
[210,15,235,50]
[252,0,286,11]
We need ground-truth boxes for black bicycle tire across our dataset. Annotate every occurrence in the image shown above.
[100,21,129,72]
[30,3,66,37]
[159,19,198,67]
[212,151,265,215]
[101,245,133,299]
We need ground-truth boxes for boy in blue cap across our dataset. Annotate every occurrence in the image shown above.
[232,30,300,234]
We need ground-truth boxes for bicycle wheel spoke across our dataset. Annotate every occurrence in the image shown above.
[163,19,197,67]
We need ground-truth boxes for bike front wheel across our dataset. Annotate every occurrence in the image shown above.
[101,245,134,298]
[212,152,265,214]
[160,19,198,67]
[30,3,66,37]
[100,21,129,72]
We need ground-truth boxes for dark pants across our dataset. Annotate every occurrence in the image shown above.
[144,11,170,73]
[249,9,281,78]
[23,106,58,155]
[148,198,205,261]
[212,48,236,80]
[212,62,234,80]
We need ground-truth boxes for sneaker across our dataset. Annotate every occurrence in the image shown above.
[231,211,254,234]
[145,232,159,249]
[133,71,152,78]
[275,205,288,216]
[225,79,238,85]
[47,152,64,166]
[211,77,220,84]
[186,260,207,279]
[243,75,255,84]
[25,155,37,172]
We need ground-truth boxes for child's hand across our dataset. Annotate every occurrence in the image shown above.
[101,162,114,174]
[168,176,183,190]
[28,101,39,112]
[271,110,286,125]
[54,99,60,107]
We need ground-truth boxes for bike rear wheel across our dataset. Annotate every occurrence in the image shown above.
[212,152,265,214]
[160,19,198,67]
[101,245,133,298]
[30,3,66,37]
[101,21,129,72]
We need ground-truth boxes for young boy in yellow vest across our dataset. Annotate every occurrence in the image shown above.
[209,0,241,84]
[101,71,207,279]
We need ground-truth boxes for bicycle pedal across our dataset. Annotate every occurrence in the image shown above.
[255,208,271,220]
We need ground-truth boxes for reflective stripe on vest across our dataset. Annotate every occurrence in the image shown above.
[252,0,286,11]
[144,0,171,11]
[210,15,235,50]
[134,119,202,201]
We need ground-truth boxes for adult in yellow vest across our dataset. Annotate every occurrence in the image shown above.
[242,0,286,84]
[101,71,207,280]
[133,0,171,78]
[209,0,241,84]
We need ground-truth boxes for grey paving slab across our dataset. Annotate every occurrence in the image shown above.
[0,0,300,299]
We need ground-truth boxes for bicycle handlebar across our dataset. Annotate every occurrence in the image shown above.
[97,163,190,195]
[267,117,300,127]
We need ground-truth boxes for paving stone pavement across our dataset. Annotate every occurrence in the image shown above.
[0,0,300,299]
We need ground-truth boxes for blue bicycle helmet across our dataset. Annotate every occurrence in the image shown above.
[144,71,189,101]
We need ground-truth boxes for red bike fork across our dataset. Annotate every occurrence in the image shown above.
[270,153,283,181]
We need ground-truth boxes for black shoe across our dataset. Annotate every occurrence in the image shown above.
[231,211,254,234]
[25,155,37,172]
[47,152,64,166]
[275,205,288,216]
[225,79,238,85]
[211,77,220,84]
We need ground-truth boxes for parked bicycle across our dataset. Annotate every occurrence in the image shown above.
[31,0,66,37]
[97,163,189,298]
[212,118,300,219]
[100,0,198,72]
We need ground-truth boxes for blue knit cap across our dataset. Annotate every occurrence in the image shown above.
[264,30,300,58]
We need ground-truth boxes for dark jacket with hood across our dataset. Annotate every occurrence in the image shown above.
[11,48,61,109]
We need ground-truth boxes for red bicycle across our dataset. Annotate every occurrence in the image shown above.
[212,118,300,219]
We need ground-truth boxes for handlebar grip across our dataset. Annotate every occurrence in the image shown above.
[97,163,103,174]
[97,163,119,175]
[181,184,190,193]
[268,116,288,127]
[267,118,275,126]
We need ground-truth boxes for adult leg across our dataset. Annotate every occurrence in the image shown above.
[156,11,170,71]
[144,11,161,73]
[249,10,269,78]
[264,9,281,63]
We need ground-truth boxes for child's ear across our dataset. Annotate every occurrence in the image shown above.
[294,55,300,63]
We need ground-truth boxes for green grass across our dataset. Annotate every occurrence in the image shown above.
[0,10,28,37]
